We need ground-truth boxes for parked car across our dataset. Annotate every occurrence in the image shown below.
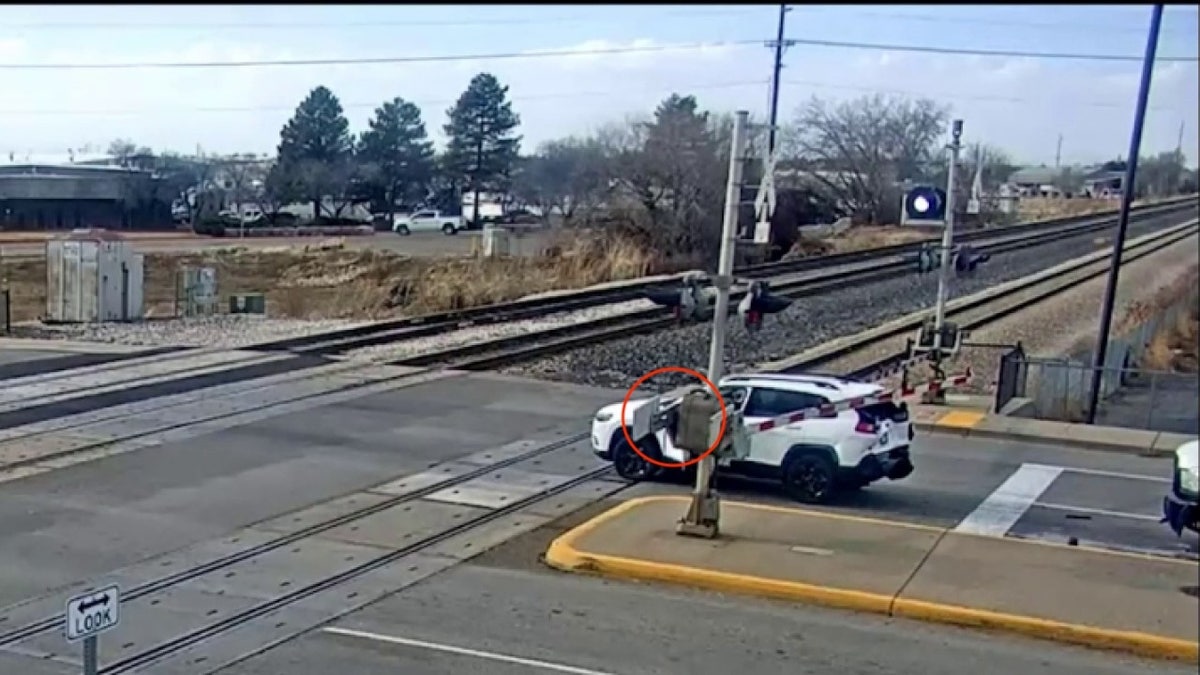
[392,210,464,235]
[1163,439,1199,536]
[590,373,914,504]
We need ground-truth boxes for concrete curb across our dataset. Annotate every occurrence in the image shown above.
[911,421,1172,457]
[544,496,1200,663]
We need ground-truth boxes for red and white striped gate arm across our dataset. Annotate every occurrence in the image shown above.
[746,369,973,435]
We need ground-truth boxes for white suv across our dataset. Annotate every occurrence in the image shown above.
[590,373,915,504]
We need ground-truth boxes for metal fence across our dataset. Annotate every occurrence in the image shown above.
[995,300,1198,433]
[0,289,9,334]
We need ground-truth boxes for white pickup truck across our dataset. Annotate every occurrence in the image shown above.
[392,210,464,235]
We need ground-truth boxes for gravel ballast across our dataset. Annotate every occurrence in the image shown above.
[503,206,1199,391]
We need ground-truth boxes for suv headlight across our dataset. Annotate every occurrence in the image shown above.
[1178,466,1199,499]
[594,411,614,423]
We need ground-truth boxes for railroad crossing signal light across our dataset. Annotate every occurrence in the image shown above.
[737,280,793,331]
[901,186,947,227]
[644,273,716,322]
[954,244,991,273]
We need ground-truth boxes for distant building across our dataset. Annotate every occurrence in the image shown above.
[1080,169,1124,199]
[1005,167,1067,198]
[0,158,165,231]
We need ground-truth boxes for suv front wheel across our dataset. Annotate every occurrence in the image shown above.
[611,438,663,483]
[782,452,838,504]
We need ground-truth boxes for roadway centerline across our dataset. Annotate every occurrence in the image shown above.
[1033,501,1162,522]
[322,626,621,675]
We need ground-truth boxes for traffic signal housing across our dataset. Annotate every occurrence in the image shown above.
[737,280,793,330]
[901,186,947,227]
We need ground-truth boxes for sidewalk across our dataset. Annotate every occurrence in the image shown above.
[910,403,1193,457]
[545,495,1199,662]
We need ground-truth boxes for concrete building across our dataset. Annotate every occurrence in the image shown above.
[0,156,166,230]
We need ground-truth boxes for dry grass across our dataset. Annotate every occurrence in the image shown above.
[1127,265,1199,373]
[1,230,659,322]
[1017,197,1116,221]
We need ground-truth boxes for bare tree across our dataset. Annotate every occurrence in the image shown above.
[511,137,611,224]
[783,94,950,223]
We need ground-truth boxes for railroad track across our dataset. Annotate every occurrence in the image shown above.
[1,202,1193,443]
[379,202,1198,371]
[0,431,613,674]
[757,218,1200,380]
[0,210,1193,673]
[244,198,1197,357]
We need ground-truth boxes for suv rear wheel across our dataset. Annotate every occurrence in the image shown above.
[442,223,457,235]
[783,453,837,504]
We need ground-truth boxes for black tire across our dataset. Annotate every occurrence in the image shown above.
[611,438,663,483]
[395,225,410,236]
[442,223,457,235]
[782,453,838,504]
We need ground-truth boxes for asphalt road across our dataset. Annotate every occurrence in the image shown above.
[623,432,1197,560]
[0,371,617,607]
[218,537,1192,675]
[0,355,1192,674]
[0,229,554,259]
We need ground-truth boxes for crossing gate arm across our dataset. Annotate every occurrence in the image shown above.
[745,370,973,435]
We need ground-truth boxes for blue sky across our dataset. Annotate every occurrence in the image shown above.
[0,4,1196,167]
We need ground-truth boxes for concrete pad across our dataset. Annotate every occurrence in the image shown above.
[551,495,942,600]
[250,493,396,537]
[314,499,489,550]
[904,532,1200,643]
[546,495,1200,662]
[367,462,481,498]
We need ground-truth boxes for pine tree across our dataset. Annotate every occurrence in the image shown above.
[358,97,435,222]
[443,73,522,227]
[276,86,354,219]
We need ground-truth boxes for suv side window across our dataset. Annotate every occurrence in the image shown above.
[718,385,749,411]
[743,387,827,418]
[413,211,434,219]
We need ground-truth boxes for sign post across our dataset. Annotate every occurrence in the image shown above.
[66,584,120,675]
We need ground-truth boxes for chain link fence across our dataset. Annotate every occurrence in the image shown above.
[996,300,1198,433]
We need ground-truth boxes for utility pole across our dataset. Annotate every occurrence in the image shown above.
[930,119,964,395]
[1055,134,1063,169]
[1085,4,1163,425]
[767,5,790,157]
[677,110,748,539]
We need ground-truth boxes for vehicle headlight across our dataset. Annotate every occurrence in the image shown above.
[1178,466,1199,498]
[594,411,614,423]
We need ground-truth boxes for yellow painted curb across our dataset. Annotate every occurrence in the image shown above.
[544,495,1200,663]
[893,598,1199,663]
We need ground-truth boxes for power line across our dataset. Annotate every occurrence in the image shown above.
[0,79,770,117]
[2,36,1196,71]
[783,37,1199,63]
[0,8,766,30]
[779,79,1187,112]
[0,40,762,70]
[0,74,1188,119]
[813,8,1198,35]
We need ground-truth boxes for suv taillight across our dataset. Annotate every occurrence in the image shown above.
[854,421,876,434]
